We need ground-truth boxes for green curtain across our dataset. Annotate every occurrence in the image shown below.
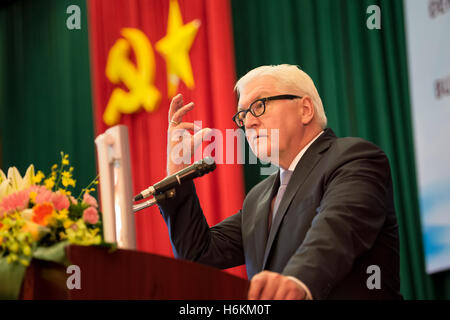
[0,0,95,196]
[231,0,450,299]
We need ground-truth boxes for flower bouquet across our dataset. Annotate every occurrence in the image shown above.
[0,153,107,299]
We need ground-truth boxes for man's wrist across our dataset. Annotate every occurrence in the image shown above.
[286,276,313,300]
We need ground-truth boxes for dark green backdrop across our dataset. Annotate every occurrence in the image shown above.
[0,0,94,196]
[0,0,449,299]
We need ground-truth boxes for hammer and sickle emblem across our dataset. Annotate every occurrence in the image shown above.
[104,28,161,126]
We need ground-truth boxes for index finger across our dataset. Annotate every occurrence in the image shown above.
[168,93,184,121]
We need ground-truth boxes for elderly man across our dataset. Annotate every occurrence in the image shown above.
[159,64,401,300]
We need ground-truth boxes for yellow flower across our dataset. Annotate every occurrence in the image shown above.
[61,171,75,188]
[58,188,71,196]
[9,241,19,253]
[63,219,75,229]
[19,259,30,266]
[56,208,69,220]
[62,171,70,178]
[22,244,31,256]
[32,171,45,184]
[44,176,55,189]
[29,191,37,203]
[7,254,18,263]
[61,153,69,166]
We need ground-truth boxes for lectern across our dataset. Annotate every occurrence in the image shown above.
[20,245,249,299]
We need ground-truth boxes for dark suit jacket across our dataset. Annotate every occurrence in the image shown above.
[158,128,402,299]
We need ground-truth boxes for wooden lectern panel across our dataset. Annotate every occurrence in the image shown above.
[20,245,249,300]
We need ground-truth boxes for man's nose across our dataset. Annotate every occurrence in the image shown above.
[244,111,260,129]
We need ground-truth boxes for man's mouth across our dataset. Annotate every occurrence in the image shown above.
[253,135,268,143]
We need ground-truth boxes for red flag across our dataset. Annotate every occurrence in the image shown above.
[87,0,246,278]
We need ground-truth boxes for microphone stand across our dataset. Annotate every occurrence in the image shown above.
[133,188,176,213]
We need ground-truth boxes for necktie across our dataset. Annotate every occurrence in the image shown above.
[268,170,293,231]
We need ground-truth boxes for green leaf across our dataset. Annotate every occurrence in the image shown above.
[0,257,27,300]
[32,241,71,266]
[96,241,118,254]
[68,203,87,221]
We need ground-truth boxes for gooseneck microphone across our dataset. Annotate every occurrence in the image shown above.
[133,157,216,202]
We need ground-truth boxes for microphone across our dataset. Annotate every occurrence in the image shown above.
[133,157,216,201]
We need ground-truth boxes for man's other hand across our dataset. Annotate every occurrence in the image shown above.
[248,271,307,300]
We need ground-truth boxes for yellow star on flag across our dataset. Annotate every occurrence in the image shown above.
[155,0,200,98]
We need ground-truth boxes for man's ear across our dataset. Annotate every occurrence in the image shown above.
[299,96,314,125]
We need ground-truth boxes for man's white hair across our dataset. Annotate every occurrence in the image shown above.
[235,64,327,129]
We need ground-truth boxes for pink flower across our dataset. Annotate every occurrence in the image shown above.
[35,188,52,204]
[83,192,98,208]
[35,188,69,211]
[0,190,30,213]
[51,191,70,211]
[82,207,99,225]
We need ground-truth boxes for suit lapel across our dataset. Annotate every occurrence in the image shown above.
[253,173,279,271]
[262,129,335,269]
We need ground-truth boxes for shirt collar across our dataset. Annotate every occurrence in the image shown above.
[280,130,324,176]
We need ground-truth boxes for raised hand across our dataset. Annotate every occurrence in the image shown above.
[167,94,212,175]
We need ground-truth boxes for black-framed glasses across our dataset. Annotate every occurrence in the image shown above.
[232,94,302,128]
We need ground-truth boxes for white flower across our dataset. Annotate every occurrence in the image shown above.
[0,165,35,202]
